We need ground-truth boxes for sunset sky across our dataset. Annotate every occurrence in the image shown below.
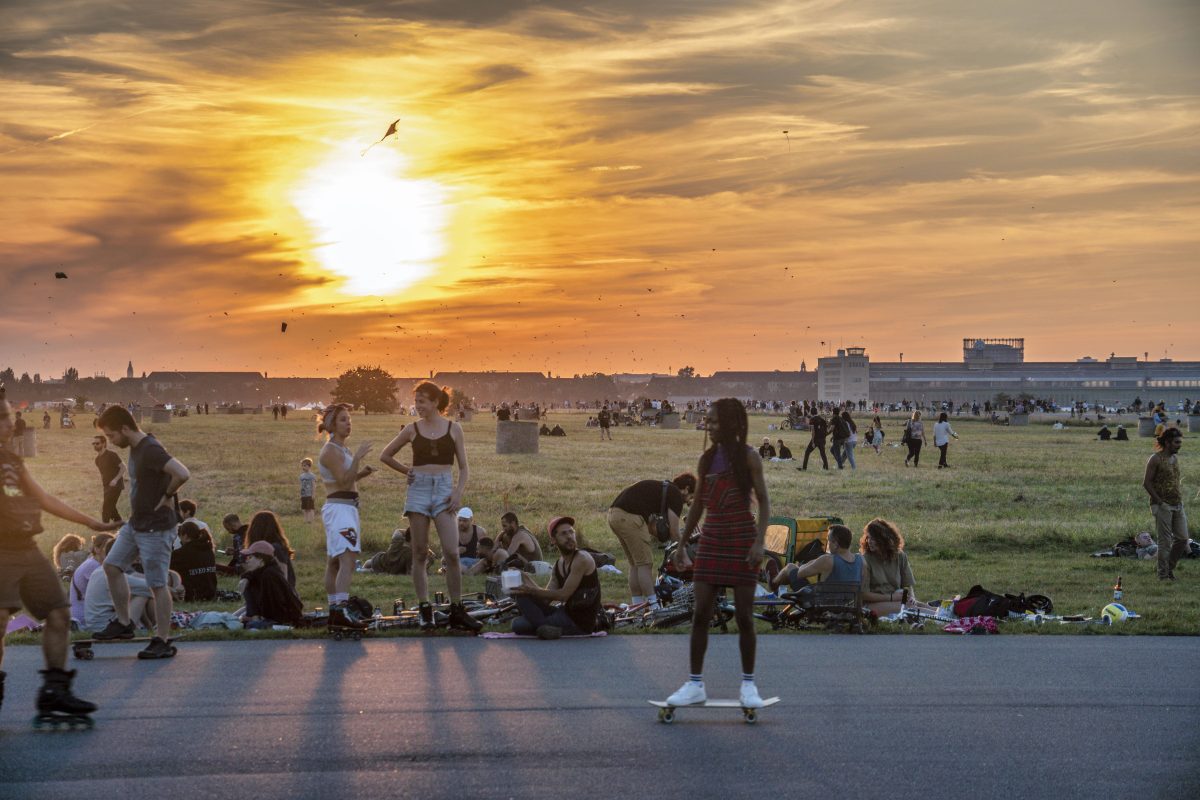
[1,0,1197,379]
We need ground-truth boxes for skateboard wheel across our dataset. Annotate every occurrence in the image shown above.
[745,710,757,724]
[659,709,675,724]
[168,646,178,656]
[332,632,343,641]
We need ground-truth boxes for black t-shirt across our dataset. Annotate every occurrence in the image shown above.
[128,434,176,532]
[809,416,828,441]
[611,479,685,522]
[496,407,511,421]
[598,409,611,426]
[14,418,26,436]
[169,540,218,601]
[95,449,122,488]
[778,443,793,459]
[831,416,850,441]
[0,448,39,549]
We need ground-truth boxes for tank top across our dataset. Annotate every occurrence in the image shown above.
[555,552,600,633]
[319,441,353,483]
[461,524,479,559]
[412,421,455,466]
[1152,455,1182,505]
[827,553,863,584]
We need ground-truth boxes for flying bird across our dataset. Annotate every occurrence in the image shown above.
[782,130,790,152]
[362,118,401,156]
[55,272,67,279]
[281,322,288,333]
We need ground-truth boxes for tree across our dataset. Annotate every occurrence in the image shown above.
[330,366,398,414]
[19,372,32,386]
[33,373,41,384]
[677,366,696,378]
[448,387,472,413]
[74,395,88,411]
[0,368,14,384]
[64,367,79,383]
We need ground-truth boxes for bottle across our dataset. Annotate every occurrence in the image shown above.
[1113,575,1122,602]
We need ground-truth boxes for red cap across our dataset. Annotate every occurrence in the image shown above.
[547,516,575,538]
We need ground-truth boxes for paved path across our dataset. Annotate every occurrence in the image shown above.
[1,635,1197,799]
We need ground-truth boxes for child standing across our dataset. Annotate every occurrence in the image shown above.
[299,458,316,524]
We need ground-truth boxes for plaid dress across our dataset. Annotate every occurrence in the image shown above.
[692,445,759,588]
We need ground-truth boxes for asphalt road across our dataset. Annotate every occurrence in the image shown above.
[1,635,1197,800]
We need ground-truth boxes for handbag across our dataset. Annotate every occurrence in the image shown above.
[652,480,672,542]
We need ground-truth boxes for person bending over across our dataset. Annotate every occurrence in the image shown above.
[508,517,601,639]
[464,537,508,576]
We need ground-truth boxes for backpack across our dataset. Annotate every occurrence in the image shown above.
[952,585,1011,618]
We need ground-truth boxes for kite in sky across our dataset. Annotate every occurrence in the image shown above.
[782,130,790,152]
[361,118,401,156]
[55,272,67,279]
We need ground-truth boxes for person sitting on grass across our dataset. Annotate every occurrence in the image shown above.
[169,521,217,602]
[508,516,601,639]
[52,533,88,577]
[69,533,116,626]
[1097,425,1112,441]
[245,510,296,589]
[550,424,566,437]
[775,440,793,460]
[769,524,862,593]
[1115,425,1129,441]
[464,537,508,576]
[496,512,544,571]
[82,541,154,633]
[239,541,303,629]
[859,518,936,616]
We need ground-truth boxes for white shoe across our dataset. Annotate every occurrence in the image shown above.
[740,682,764,708]
[666,681,706,706]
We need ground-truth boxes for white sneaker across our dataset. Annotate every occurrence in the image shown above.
[666,681,706,706]
[740,682,764,708]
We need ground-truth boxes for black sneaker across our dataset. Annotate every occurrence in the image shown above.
[92,619,136,641]
[136,637,176,659]
[447,602,483,632]
[536,625,562,640]
[418,602,435,630]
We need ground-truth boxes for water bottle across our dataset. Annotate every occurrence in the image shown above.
[373,606,382,619]
[1113,575,1123,602]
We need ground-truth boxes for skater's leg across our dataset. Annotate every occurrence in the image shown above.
[732,584,757,675]
[103,564,132,625]
[431,510,462,602]
[333,551,356,596]
[324,555,338,597]
[150,585,173,641]
[689,581,717,675]
[408,514,432,602]
[41,607,69,672]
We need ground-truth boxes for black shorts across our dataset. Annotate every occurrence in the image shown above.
[301,496,315,511]
[0,547,69,619]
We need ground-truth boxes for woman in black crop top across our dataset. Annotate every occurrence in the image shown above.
[379,381,480,632]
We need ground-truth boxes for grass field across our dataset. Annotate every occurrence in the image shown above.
[13,410,1199,635]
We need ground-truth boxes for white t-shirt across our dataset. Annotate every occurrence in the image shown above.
[84,568,153,633]
[933,421,956,447]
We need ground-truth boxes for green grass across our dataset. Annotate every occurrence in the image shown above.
[11,410,1198,636]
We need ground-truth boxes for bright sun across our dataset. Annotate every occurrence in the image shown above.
[291,143,449,295]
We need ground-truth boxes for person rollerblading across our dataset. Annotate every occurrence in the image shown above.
[33,668,96,730]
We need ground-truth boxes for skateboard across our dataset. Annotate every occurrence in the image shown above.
[72,636,180,660]
[650,696,780,724]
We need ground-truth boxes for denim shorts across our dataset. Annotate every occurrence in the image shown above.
[404,471,454,519]
[104,523,175,588]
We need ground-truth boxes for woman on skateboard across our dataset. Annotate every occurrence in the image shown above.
[667,397,770,709]
[379,382,481,632]
[318,404,374,629]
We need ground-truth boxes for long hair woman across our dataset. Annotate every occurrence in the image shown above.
[379,382,480,632]
[245,510,297,588]
[317,404,375,629]
[666,398,770,709]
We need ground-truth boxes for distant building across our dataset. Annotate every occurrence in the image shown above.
[963,338,1024,366]
[126,361,134,379]
[818,347,869,405]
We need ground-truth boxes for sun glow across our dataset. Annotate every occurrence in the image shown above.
[291,144,449,295]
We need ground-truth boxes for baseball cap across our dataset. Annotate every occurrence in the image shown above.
[243,540,275,558]
[547,515,575,538]
[457,507,474,519]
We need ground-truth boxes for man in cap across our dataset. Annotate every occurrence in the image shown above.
[508,516,601,640]
[0,388,118,724]
[455,507,486,570]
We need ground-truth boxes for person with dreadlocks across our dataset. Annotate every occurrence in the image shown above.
[665,398,771,709]
[317,404,375,630]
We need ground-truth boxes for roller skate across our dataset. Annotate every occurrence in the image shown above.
[418,601,436,632]
[32,668,96,730]
[327,601,371,641]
